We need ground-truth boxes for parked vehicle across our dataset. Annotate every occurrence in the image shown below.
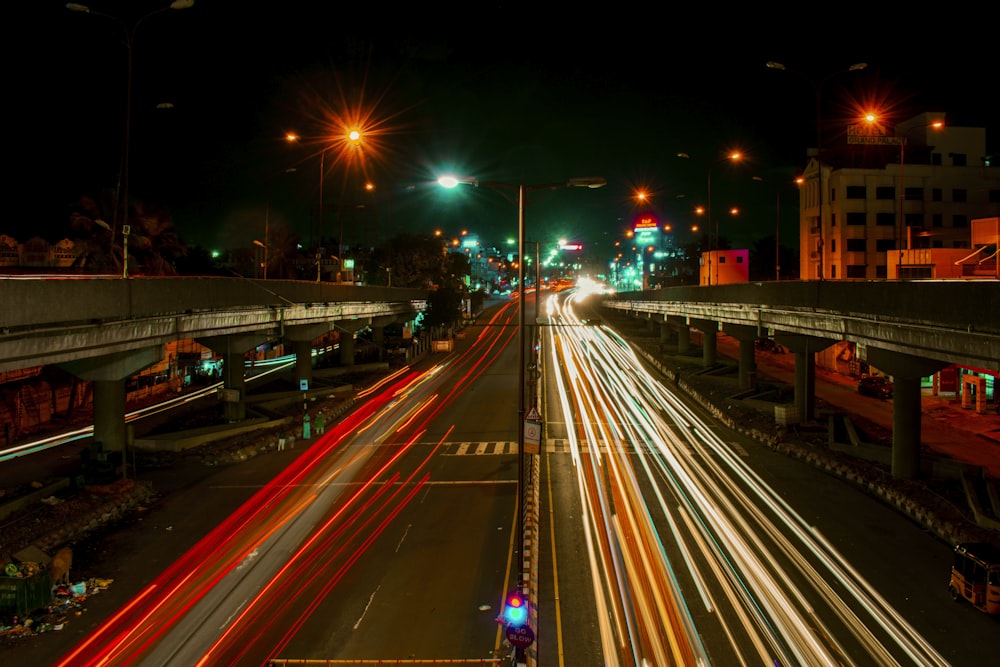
[857,375,893,398]
[949,542,1000,614]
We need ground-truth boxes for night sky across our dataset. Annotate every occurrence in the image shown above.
[16,2,997,262]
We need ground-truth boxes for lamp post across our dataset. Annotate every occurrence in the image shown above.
[677,151,742,285]
[752,174,796,281]
[437,174,605,578]
[766,60,867,281]
[854,113,945,278]
[67,1,194,277]
[262,167,297,280]
[341,130,363,263]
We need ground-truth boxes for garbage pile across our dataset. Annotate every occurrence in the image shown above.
[2,568,113,643]
[1,547,113,644]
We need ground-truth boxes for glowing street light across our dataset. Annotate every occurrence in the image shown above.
[67,1,194,278]
[766,60,867,280]
[437,173,606,592]
[677,150,743,284]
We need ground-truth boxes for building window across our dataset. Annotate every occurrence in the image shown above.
[953,189,967,202]
[830,239,837,253]
[953,215,968,228]
[736,255,744,263]
[904,187,923,201]
[932,240,943,248]
[875,265,887,279]
[904,213,923,227]
[846,265,866,278]
[932,188,943,202]
[831,213,837,227]
[932,213,943,227]
[950,153,967,166]
[876,186,894,200]
[875,212,894,226]
[846,238,866,252]
[846,185,866,199]
[875,238,895,252]
[931,153,942,166]
[831,265,837,278]
[846,212,866,226]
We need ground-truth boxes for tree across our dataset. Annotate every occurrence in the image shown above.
[442,251,471,290]
[423,285,465,330]
[384,233,446,288]
[126,200,187,275]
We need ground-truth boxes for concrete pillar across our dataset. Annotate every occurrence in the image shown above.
[865,347,949,480]
[199,333,275,423]
[93,379,126,457]
[722,323,759,390]
[677,325,691,355]
[222,349,247,422]
[776,335,833,423]
[294,340,312,389]
[373,324,386,361]
[892,375,922,479]
[659,321,673,346]
[279,323,332,399]
[691,319,717,368]
[794,349,815,423]
[59,345,163,458]
[338,329,356,366]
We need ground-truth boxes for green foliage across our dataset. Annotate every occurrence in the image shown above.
[383,233,446,288]
[423,285,465,329]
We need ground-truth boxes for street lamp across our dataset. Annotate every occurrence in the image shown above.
[766,60,867,281]
[317,129,363,281]
[860,113,945,277]
[752,174,797,281]
[67,1,194,277]
[437,174,606,583]
[676,151,742,285]
[262,167,297,279]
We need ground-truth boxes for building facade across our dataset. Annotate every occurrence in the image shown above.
[798,112,1000,281]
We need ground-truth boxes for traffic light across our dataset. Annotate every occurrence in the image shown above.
[503,590,528,626]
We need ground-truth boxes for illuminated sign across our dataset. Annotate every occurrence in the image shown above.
[559,243,583,251]
[634,215,659,230]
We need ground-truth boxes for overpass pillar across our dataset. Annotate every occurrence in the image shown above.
[691,319,717,368]
[199,333,275,423]
[722,324,759,390]
[669,316,691,355]
[775,335,833,423]
[658,320,675,346]
[293,340,313,388]
[281,323,332,396]
[221,349,248,422]
[336,325,357,366]
[372,325,385,361]
[864,347,950,480]
[59,345,164,460]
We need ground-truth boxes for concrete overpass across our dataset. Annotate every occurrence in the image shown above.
[601,280,999,480]
[1,276,427,457]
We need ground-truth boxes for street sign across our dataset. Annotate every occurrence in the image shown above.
[525,406,542,422]
[847,135,905,146]
[524,420,541,454]
[506,622,535,648]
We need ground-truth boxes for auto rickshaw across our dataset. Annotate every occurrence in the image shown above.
[948,542,1000,614]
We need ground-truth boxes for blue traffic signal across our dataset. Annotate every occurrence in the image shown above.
[503,591,528,626]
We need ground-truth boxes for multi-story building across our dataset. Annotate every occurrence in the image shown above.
[798,112,999,280]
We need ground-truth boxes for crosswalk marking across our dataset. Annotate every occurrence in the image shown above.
[430,440,623,455]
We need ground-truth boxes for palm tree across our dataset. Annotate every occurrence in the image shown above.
[125,200,187,275]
